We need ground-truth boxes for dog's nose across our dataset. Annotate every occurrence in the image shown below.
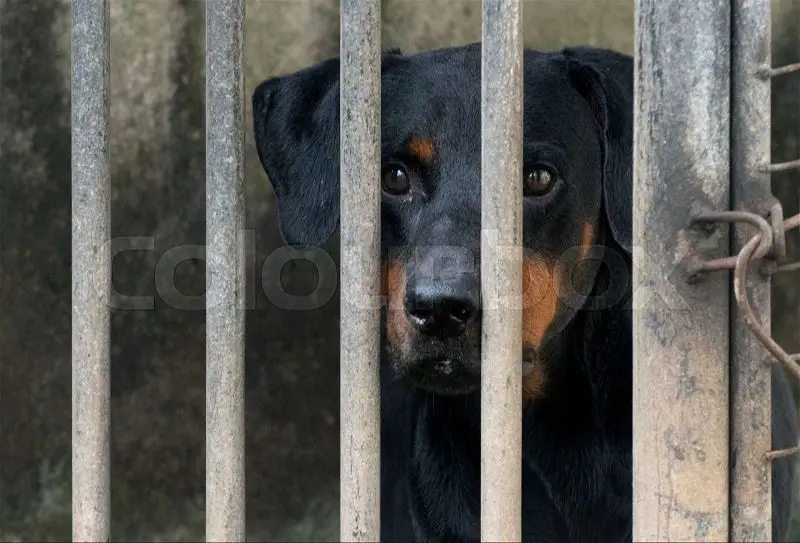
[404,278,480,338]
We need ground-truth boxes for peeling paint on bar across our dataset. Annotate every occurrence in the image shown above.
[205,0,247,540]
[480,1,524,541]
[71,0,111,540]
[339,0,383,541]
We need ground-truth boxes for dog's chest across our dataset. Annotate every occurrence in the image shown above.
[401,422,631,542]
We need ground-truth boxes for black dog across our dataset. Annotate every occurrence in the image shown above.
[252,43,798,542]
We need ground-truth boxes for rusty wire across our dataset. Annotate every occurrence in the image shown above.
[687,209,774,276]
[760,158,800,173]
[757,61,800,79]
[687,58,800,461]
[689,203,800,459]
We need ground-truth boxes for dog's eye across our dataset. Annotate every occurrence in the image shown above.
[382,165,411,196]
[523,166,557,197]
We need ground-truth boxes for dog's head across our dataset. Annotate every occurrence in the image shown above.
[253,44,632,400]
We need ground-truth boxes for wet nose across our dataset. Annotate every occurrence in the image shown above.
[404,277,480,338]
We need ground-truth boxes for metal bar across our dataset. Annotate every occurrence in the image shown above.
[730,0,773,538]
[205,0,246,540]
[767,445,800,460]
[766,62,800,77]
[480,0,524,541]
[760,157,800,173]
[339,0,382,540]
[633,0,731,540]
[71,0,111,540]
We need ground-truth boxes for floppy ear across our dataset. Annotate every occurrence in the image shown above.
[252,49,405,248]
[562,46,633,254]
[252,57,342,248]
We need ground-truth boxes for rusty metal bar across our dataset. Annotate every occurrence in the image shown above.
[633,0,731,540]
[71,0,111,540]
[339,0,382,540]
[205,0,246,540]
[760,62,800,78]
[730,0,773,537]
[767,445,800,460]
[480,0,524,541]
[760,158,800,173]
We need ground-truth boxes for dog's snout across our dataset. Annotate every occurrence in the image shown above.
[404,277,480,338]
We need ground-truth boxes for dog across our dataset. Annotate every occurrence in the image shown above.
[252,43,798,542]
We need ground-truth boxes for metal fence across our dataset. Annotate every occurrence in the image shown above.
[634,0,800,541]
[69,0,799,541]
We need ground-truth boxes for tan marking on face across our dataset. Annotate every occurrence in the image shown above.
[520,254,558,403]
[385,261,411,354]
[407,136,435,162]
[522,363,547,403]
[580,222,594,260]
[522,254,560,349]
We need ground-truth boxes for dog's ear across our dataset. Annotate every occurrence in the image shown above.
[562,47,633,254]
[252,49,404,248]
[252,57,342,247]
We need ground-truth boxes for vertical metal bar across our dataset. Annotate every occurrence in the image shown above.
[633,0,731,540]
[71,0,111,540]
[339,0,382,540]
[480,0,523,541]
[730,0,773,538]
[205,0,246,540]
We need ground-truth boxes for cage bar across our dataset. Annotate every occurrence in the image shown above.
[730,0,773,538]
[205,0,246,540]
[633,0,732,540]
[762,158,800,173]
[339,0,382,541]
[480,0,524,541]
[766,62,800,77]
[71,0,111,540]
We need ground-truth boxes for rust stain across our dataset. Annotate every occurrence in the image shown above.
[407,136,435,162]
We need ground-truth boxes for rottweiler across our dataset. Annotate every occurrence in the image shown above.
[252,43,799,542]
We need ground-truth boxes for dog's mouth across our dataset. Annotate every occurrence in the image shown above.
[400,351,539,396]
[403,356,479,395]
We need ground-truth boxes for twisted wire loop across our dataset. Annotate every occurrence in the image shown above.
[684,59,800,461]
[688,202,800,460]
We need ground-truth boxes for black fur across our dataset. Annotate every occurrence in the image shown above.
[253,43,798,542]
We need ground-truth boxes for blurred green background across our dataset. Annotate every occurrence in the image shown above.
[0,0,798,540]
